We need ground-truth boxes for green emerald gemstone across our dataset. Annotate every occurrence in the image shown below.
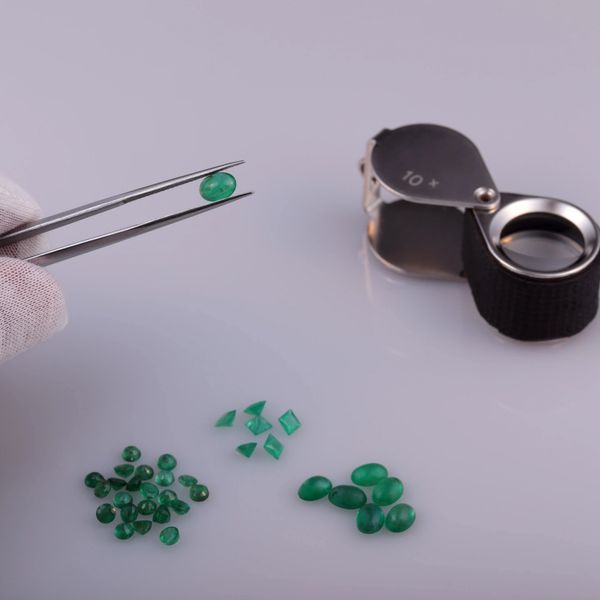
[278,409,301,436]
[114,523,135,540]
[385,503,416,533]
[171,499,190,515]
[351,463,388,487]
[108,477,126,490]
[372,477,404,506]
[158,490,177,506]
[189,484,209,502]
[135,464,154,481]
[93,480,111,499]
[126,476,142,492]
[157,454,177,471]
[133,520,152,535]
[356,503,385,534]
[96,503,117,524]
[328,485,367,510]
[84,472,105,488]
[113,491,133,508]
[244,400,266,416]
[298,476,332,501]
[245,415,272,436]
[215,409,236,428]
[159,526,180,546]
[114,464,135,478]
[155,471,175,487]
[199,172,236,202]
[121,446,141,462]
[138,499,157,515]
[178,475,198,487]
[120,504,139,523]
[263,434,284,460]
[140,482,159,499]
[236,442,257,458]
[153,505,171,524]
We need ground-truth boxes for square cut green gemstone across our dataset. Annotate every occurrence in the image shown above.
[215,409,236,428]
[243,401,266,416]
[263,434,284,460]
[278,410,301,435]
[236,442,257,458]
[245,415,272,436]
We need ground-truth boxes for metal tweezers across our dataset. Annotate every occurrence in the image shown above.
[0,160,251,267]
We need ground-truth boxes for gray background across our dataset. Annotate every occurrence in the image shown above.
[1,1,599,598]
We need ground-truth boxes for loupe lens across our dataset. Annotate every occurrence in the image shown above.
[499,213,585,272]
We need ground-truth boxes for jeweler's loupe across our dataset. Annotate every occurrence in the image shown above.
[361,124,600,341]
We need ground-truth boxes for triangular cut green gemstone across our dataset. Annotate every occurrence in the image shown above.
[215,409,236,428]
[245,415,272,436]
[236,442,257,458]
[244,401,266,416]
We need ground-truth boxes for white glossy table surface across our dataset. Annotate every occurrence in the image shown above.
[1,2,599,598]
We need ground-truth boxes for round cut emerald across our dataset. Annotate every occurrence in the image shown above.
[135,465,154,481]
[126,476,142,492]
[159,526,180,546]
[114,464,135,478]
[93,480,111,498]
[108,477,126,490]
[189,484,209,502]
[121,446,141,462]
[96,503,117,524]
[140,482,159,499]
[120,504,139,523]
[155,471,175,487]
[133,520,152,535]
[158,490,177,506]
[153,506,171,524]
[114,523,135,540]
[199,172,236,202]
[157,454,177,471]
[171,499,190,515]
[113,491,133,508]
[178,475,197,487]
[138,499,157,515]
[84,472,104,488]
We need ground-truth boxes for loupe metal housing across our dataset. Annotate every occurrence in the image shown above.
[361,124,600,340]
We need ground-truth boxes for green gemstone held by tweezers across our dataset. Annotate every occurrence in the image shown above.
[244,401,266,416]
[278,409,301,435]
[178,474,197,487]
[157,453,177,471]
[215,409,237,428]
[245,415,272,436]
[263,434,284,460]
[236,442,257,458]
[199,172,236,202]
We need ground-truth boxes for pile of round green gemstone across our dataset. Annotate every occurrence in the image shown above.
[298,462,416,535]
[84,446,210,546]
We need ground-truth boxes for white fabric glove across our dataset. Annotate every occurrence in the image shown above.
[0,175,67,363]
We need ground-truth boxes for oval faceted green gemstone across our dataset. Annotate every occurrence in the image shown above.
[84,472,105,488]
[135,465,154,481]
[158,490,177,506]
[133,520,152,535]
[114,523,135,540]
[120,504,139,523]
[171,499,190,515]
[372,477,404,506]
[328,485,367,510]
[157,454,177,471]
[153,505,171,524]
[159,526,180,546]
[189,484,209,502]
[178,475,198,487]
[121,446,141,462]
[138,499,157,515]
[126,476,142,492]
[385,503,416,533]
[93,480,111,498]
[96,503,117,524]
[351,463,388,487]
[108,477,126,490]
[199,172,236,202]
[298,476,332,501]
[140,482,159,499]
[114,464,135,478]
[155,471,175,487]
[356,503,385,534]
[113,491,133,508]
